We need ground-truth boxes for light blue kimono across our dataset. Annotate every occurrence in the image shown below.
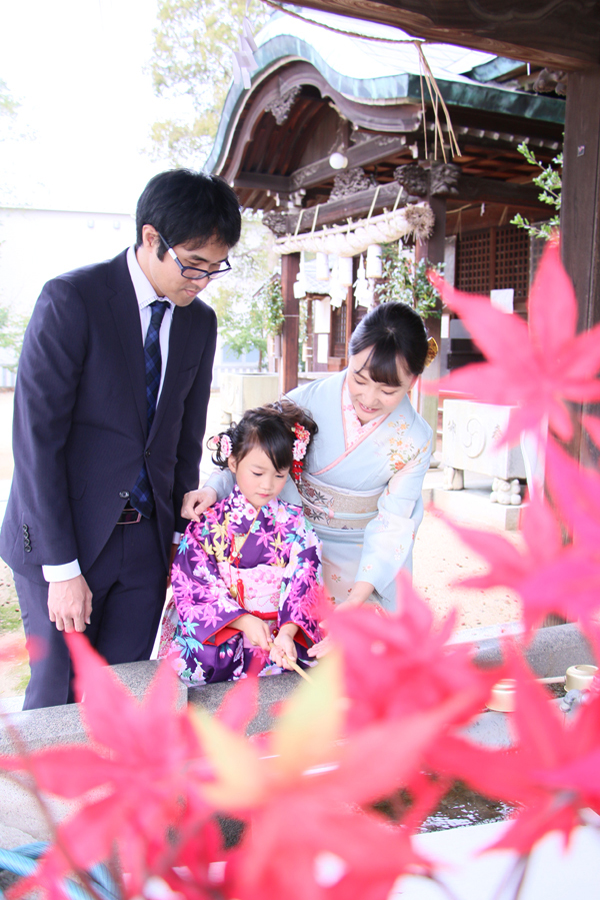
[206,371,432,611]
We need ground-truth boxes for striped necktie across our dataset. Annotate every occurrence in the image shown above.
[130,300,170,518]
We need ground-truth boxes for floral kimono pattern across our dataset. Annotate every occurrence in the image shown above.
[207,371,432,611]
[161,485,323,685]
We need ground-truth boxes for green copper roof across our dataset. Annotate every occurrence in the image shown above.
[206,13,565,174]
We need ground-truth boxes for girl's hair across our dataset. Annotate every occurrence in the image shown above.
[348,302,429,385]
[209,400,318,472]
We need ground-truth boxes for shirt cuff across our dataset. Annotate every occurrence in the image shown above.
[42,560,82,582]
[173,532,182,545]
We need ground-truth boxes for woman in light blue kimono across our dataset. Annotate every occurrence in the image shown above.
[183,302,434,614]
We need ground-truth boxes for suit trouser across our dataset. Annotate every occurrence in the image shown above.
[14,515,168,710]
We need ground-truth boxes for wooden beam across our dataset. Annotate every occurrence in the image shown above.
[269,175,551,234]
[282,0,600,70]
[234,172,293,193]
[277,182,407,233]
[235,135,412,198]
[415,196,446,437]
[561,67,600,466]
[454,175,548,206]
[562,68,600,332]
[220,61,421,185]
[290,135,410,191]
[281,254,300,393]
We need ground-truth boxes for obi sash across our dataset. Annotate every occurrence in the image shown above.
[299,473,383,531]
[217,561,284,616]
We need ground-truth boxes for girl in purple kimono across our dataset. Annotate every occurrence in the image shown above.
[159,402,323,685]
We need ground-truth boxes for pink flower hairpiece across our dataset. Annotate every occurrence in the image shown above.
[292,423,310,483]
[219,434,232,459]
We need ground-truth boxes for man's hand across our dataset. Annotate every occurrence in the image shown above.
[48,575,93,633]
[270,623,298,669]
[181,487,217,522]
[231,613,271,651]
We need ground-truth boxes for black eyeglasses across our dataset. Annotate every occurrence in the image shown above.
[157,232,232,281]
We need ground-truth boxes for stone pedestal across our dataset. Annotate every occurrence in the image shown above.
[220,373,280,422]
[442,400,526,505]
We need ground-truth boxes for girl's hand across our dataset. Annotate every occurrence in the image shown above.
[270,624,298,669]
[232,614,271,651]
[181,487,217,522]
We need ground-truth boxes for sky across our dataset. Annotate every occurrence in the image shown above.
[0,0,191,213]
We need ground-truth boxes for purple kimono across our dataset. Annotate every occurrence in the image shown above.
[160,485,323,685]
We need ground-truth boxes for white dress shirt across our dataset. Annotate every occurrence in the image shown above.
[43,247,176,582]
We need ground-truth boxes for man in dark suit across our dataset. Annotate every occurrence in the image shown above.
[0,169,241,709]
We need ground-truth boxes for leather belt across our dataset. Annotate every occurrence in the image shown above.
[117,502,143,525]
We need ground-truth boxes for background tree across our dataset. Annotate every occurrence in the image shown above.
[378,244,442,319]
[0,77,26,371]
[0,78,19,118]
[511,141,562,240]
[210,217,279,370]
[149,1,277,368]
[150,0,268,166]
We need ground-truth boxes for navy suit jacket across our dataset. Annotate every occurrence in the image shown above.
[0,250,217,584]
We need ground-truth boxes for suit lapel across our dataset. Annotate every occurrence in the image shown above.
[106,256,147,436]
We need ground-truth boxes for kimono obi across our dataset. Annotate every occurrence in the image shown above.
[217,562,284,616]
[299,473,383,530]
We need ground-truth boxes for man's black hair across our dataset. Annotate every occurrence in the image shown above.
[135,169,241,257]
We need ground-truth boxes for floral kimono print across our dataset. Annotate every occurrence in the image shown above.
[206,371,432,612]
[286,372,432,610]
[160,485,323,685]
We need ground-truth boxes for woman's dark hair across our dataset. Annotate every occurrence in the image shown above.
[209,400,318,472]
[135,169,241,254]
[348,302,429,384]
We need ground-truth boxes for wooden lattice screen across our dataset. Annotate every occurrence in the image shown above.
[455,229,493,295]
[331,303,347,357]
[456,225,531,314]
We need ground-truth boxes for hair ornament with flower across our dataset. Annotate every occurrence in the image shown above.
[291,423,311,483]
[208,432,233,461]
[219,434,233,459]
[425,336,438,367]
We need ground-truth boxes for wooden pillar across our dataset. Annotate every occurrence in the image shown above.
[281,253,300,394]
[415,195,446,443]
[561,67,600,465]
[345,283,353,360]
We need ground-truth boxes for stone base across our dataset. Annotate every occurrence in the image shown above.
[423,469,523,531]
[0,660,187,754]
[189,670,302,736]
[0,626,594,850]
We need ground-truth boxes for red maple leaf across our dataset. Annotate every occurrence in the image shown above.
[233,694,486,900]
[544,438,600,550]
[427,647,600,856]
[323,574,495,733]
[0,634,217,899]
[428,239,600,442]
[447,455,600,636]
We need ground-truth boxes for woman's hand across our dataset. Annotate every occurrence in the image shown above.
[342,580,375,609]
[270,623,298,669]
[307,634,333,659]
[231,613,271,651]
[181,487,217,522]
